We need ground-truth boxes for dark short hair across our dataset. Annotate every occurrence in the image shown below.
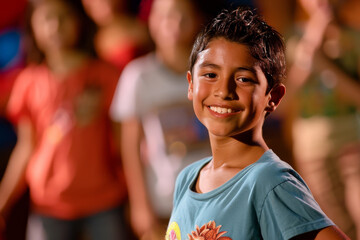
[189,6,286,92]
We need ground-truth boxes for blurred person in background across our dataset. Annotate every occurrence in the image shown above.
[0,1,29,239]
[280,0,360,238]
[110,0,227,238]
[0,0,130,239]
[80,0,153,71]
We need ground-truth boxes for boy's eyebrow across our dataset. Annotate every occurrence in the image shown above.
[198,61,256,74]
[238,66,257,75]
[198,61,221,69]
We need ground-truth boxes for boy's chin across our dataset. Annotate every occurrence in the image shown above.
[207,128,240,138]
[208,126,260,140]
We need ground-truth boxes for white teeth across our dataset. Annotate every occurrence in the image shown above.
[210,106,234,114]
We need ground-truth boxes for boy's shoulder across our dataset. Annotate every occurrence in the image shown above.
[253,150,293,175]
[176,150,301,188]
[248,150,307,193]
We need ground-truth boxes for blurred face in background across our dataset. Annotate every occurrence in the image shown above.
[149,0,204,50]
[81,0,125,26]
[298,0,331,16]
[31,0,80,54]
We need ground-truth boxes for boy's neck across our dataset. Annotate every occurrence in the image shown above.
[209,133,268,169]
[195,134,268,194]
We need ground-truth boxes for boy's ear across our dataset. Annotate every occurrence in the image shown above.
[187,71,193,101]
[265,83,286,112]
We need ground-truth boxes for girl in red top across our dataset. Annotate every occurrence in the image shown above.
[0,0,129,239]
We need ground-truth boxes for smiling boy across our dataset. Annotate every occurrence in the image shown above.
[165,6,349,240]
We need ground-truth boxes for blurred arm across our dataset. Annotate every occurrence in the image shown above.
[278,1,333,115]
[0,117,33,224]
[119,117,155,237]
[313,51,360,109]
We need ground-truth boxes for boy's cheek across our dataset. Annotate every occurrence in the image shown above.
[194,83,211,99]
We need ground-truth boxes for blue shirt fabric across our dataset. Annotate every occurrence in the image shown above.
[166,150,334,240]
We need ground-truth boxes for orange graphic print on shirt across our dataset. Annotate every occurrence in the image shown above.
[166,220,232,240]
[188,221,232,240]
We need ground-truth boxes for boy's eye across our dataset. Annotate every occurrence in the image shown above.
[204,73,217,78]
[236,77,254,83]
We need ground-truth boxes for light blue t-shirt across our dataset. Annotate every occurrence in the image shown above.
[166,150,334,240]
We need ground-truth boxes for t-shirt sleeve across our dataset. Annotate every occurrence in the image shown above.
[259,179,334,240]
[6,68,32,125]
[109,60,141,122]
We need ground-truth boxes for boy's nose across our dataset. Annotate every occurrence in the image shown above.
[214,79,237,100]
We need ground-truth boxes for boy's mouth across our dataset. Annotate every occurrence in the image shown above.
[209,106,238,114]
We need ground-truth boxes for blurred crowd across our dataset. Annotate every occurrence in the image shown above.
[0,0,359,239]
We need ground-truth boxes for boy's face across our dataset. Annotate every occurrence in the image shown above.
[187,37,284,138]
